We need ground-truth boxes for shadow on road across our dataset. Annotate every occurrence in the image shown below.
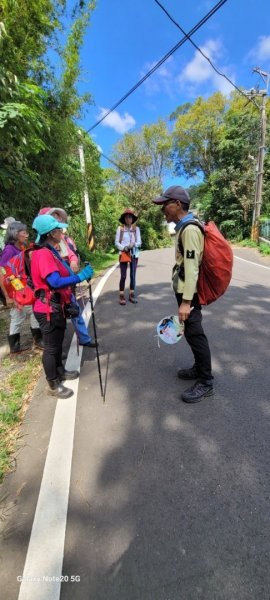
[60,275,270,600]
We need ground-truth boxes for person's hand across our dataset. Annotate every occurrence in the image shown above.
[178,301,191,322]
[124,246,129,252]
[70,261,80,273]
[128,243,135,249]
[77,265,94,282]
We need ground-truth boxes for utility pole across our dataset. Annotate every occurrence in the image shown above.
[250,68,269,242]
[78,129,95,251]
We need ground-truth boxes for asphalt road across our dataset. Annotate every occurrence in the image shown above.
[1,246,270,600]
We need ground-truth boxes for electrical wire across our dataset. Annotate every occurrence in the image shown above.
[153,0,259,110]
[87,0,229,132]
[100,151,140,180]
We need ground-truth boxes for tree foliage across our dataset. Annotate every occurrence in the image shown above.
[172,92,270,239]
[0,0,98,229]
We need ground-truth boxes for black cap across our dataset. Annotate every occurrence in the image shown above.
[153,185,190,206]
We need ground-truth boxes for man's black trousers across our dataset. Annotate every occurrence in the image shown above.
[176,293,213,384]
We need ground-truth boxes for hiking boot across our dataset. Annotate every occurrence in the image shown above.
[31,328,44,350]
[57,367,79,381]
[119,292,126,305]
[79,340,98,348]
[129,291,137,304]
[181,381,214,404]
[177,365,199,380]
[47,379,74,399]
[8,333,30,354]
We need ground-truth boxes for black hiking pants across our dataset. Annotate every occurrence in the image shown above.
[119,258,138,292]
[176,293,213,384]
[34,311,66,381]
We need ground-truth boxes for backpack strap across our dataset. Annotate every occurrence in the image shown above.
[178,218,205,255]
[119,225,137,245]
[119,227,125,245]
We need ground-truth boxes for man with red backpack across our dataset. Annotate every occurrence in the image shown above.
[153,186,214,404]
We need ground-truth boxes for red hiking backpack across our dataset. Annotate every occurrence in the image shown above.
[179,219,233,305]
[2,248,35,307]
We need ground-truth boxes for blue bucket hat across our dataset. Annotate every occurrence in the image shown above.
[32,214,67,243]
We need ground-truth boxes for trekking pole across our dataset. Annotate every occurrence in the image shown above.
[84,263,104,401]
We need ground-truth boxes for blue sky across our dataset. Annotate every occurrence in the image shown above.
[74,0,270,185]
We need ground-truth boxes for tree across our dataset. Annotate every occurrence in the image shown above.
[0,1,98,228]
[173,92,270,239]
[109,121,174,248]
[113,120,173,182]
[172,93,227,179]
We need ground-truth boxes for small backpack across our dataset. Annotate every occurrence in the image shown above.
[119,225,138,245]
[179,219,233,305]
[2,248,35,307]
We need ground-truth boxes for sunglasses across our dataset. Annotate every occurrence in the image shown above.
[161,199,177,210]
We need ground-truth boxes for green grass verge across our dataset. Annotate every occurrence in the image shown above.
[0,354,41,482]
[85,250,117,275]
[238,239,270,256]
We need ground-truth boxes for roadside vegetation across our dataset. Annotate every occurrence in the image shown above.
[0,351,41,482]
[238,239,270,255]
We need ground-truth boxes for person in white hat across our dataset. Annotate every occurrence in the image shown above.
[0,217,15,250]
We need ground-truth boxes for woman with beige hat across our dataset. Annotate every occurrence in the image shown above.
[115,208,141,305]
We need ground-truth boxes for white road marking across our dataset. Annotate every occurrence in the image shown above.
[18,264,117,600]
[234,255,270,270]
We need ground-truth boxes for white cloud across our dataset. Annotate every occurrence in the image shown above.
[97,108,136,134]
[141,56,175,97]
[249,35,270,62]
[140,40,235,99]
[178,39,235,95]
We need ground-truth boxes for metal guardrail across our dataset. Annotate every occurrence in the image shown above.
[260,220,270,241]
[259,236,270,246]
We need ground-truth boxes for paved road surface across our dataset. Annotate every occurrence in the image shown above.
[1,247,270,600]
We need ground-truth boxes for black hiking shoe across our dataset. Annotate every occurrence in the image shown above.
[8,333,30,354]
[57,367,79,381]
[80,340,98,348]
[47,379,74,399]
[181,381,214,404]
[177,365,199,380]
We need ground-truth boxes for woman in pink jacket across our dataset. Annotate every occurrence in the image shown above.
[38,207,97,348]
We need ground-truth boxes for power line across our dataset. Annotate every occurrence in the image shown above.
[100,152,141,181]
[87,0,228,133]
[153,0,259,110]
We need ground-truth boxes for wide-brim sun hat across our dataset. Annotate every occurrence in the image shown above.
[119,208,138,224]
[153,185,190,206]
[32,214,67,243]
[38,206,68,223]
